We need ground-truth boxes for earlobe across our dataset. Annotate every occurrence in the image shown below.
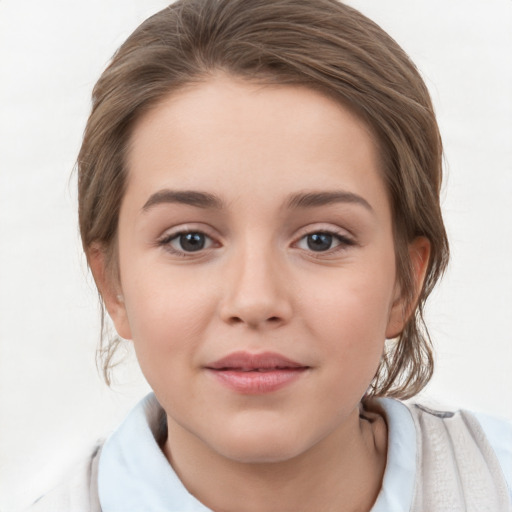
[87,244,133,340]
[385,237,431,339]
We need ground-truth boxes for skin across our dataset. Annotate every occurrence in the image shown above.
[90,75,430,512]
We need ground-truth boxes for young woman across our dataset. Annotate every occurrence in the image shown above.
[28,0,511,510]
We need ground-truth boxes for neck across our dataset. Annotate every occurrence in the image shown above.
[163,402,387,512]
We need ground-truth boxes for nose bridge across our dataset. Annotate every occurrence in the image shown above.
[220,234,292,328]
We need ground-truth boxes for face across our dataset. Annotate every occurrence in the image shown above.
[95,75,422,464]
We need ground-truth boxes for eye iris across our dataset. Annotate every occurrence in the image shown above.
[307,233,332,251]
[180,233,205,251]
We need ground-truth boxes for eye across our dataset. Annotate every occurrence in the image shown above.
[160,231,215,254]
[296,231,354,252]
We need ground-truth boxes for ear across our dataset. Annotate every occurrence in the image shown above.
[87,244,133,340]
[386,236,431,339]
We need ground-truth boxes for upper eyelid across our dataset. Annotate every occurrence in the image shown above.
[294,232,354,248]
[292,224,355,241]
[160,230,214,243]
[157,224,218,241]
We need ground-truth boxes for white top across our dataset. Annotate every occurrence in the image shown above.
[98,393,512,512]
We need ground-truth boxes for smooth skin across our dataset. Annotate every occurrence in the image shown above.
[90,75,430,512]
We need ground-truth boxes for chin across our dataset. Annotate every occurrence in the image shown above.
[209,426,313,464]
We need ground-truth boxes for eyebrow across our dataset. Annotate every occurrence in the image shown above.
[286,191,373,213]
[141,188,373,214]
[142,190,224,212]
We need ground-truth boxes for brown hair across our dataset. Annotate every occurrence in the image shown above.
[78,0,449,399]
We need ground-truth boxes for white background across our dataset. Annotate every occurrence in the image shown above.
[1,1,511,510]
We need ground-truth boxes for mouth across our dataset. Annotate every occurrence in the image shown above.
[205,351,310,394]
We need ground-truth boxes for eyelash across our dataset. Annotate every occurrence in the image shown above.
[294,230,356,254]
[157,228,355,257]
[157,229,217,257]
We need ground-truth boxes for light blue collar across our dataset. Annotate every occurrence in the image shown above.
[371,398,417,511]
[98,394,212,511]
[98,393,417,511]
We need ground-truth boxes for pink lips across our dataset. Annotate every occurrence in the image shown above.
[205,351,309,394]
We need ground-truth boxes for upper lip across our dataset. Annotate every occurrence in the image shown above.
[206,351,308,371]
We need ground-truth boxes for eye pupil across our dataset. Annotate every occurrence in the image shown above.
[180,233,205,251]
[307,233,332,251]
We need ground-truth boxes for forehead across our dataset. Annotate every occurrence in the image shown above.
[124,75,390,219]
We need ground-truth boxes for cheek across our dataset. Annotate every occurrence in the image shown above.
[120,265,217,370]
[302,262,396,372]
[307,266,395,336]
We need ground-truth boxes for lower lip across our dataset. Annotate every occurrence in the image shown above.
[207,368,307,394]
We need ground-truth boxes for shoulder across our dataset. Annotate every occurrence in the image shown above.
[408,402,511,480]
[471,408,512,484]
[405,401,512,508]
[25,444,103,512]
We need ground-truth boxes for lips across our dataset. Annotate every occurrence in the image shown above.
[205,351,309,393]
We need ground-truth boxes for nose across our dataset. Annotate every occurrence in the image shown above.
[219,246,293,329]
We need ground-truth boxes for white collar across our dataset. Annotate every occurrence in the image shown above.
[98,393,417,511]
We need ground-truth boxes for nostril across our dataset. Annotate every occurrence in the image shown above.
[226,315,282,327]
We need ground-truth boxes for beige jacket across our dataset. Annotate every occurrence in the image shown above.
[409,404,511,511]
